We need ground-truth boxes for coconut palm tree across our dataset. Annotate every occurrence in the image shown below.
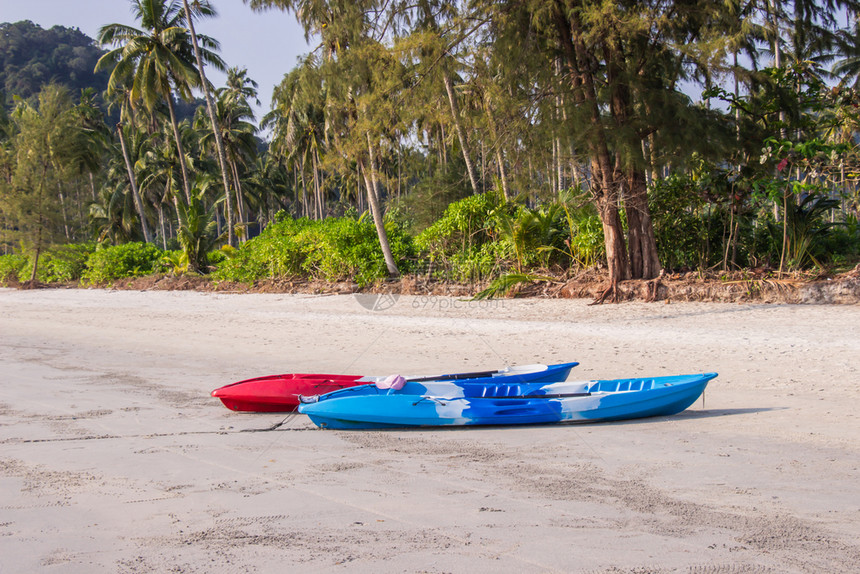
[194,71,259,238]
[265,60,327,219]
[104,84,155,243]
[247,0,400,276]
[96,0,225,206]
[179,0,236,245]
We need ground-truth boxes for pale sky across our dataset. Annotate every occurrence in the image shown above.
[0,0,312,127]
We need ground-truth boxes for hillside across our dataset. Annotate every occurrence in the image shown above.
[0,20,109,105]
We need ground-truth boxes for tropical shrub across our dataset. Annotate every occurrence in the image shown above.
[301,216,415,285]
[0,253,27,284]
[415,191,502,260]
[81,242,163,284]
[211,214,415,286]
[765,191,841,269]
[177,197,222,273]
[822,214,860,267]
[39,243,96,282]
[211,217,317,283]
[649,174,712,270]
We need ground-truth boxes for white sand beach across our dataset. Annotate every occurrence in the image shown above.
[1,288,859,573]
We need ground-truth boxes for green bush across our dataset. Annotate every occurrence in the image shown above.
[212,215,416,287]
[822,213,860,266]
[415,191,502,260]
[0,253,27,284]
[211,217,313,283]
[81,242,164,284]
[40,243,97,282]
[567,211,605,268]
[444,241,514,282]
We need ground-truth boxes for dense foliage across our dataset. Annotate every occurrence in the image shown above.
[0,21,110,106]
[81,242,164,284]
[212,213,415,286]
[1,1,860,296]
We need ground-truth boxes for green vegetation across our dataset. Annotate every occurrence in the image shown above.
[212,213,414,286]
[0,21,109,107]
[1,2,859,299]
[81,242,164,285]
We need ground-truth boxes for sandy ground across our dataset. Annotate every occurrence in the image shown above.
[0,288,858,573]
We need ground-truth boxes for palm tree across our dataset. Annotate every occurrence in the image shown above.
[96,0,225,206]
[247,0,401,277]
[265,60,327,219]
[105,85,154,243]
[136,126,179,248]
[194,70,259,239]
[179,0,236,246]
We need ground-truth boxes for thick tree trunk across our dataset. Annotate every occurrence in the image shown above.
[365,135,400,277]
[603,41,661,282]
[182,0,235,247]
[117,124,153,243]
[554,5,628,299]
[623,168,661,279]
[443,72,480,195]
[595,173,630,304]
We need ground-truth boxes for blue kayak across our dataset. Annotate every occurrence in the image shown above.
[297,373,717,429]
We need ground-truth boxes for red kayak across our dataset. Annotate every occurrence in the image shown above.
[212,373,365,412]
[211,362,579,413]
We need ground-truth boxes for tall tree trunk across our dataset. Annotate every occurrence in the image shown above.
[182,0,235,246]
[443,72,480,195]
[300,156,310,218]
[29,161,50,283]
[164,94,192,205]
[606,52,660,280]
[365,134,399,277]
[484,101,510,201]
[229,157,245,227]
[57,182,70,240]
[312,149,323,219]
[158,200,167,250]
[117,124,153,243]
[556,137,564,192]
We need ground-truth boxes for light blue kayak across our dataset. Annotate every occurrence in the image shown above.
[297,373,717,429]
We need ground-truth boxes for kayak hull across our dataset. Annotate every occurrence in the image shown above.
[212,374,364,412]
[212,362,579,412]
[298,373,717,429]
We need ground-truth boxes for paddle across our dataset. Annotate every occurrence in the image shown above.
[405,369,499,383]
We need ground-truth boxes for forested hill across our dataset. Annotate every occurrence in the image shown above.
[0,21,110,106]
